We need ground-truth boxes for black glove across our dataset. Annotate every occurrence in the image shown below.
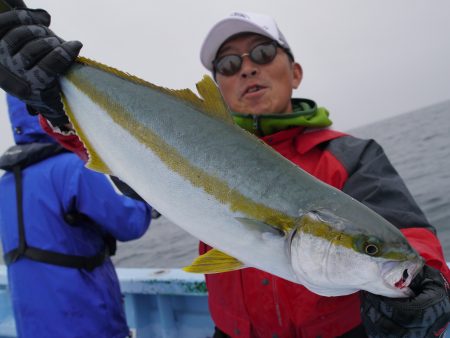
[109,176,146,202]
[0,5,82,126]
[151,209,162,219]
[109,176,161,218]
[361,265,450,338]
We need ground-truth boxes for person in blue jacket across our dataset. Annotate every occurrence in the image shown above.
[0,94,152,338]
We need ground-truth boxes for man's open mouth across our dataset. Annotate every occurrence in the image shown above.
[243,85,266,96]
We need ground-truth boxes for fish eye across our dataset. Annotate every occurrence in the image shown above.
[364,242,380,256]
[353,235,382,256]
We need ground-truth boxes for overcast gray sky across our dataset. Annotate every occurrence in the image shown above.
[1,0,450,154]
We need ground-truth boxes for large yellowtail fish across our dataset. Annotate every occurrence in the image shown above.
[57,57,424,298]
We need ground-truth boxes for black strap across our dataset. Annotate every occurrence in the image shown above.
[3,246,110,271]
[4,166,27,264]
[3,165,112,271]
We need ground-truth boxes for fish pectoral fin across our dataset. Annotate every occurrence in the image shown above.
[183,249,245,274]
[235,217,286,236]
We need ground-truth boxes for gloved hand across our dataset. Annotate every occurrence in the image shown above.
[0,5,82,126]
[361,265,450,338]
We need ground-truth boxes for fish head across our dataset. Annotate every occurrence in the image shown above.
[289,210,424,297]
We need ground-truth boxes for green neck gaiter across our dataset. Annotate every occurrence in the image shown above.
[232,98,332,136]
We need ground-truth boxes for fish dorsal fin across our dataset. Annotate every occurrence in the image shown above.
[170,76,235,124]
[183,248,245,274]
[196,76,234,124]
[75,58,234,124]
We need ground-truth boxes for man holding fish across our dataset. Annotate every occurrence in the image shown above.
[0,2,449,337]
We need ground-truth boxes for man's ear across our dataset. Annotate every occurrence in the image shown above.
[292,62,303,89]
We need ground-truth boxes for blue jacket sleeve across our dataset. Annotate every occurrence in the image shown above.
[61,156,151,241]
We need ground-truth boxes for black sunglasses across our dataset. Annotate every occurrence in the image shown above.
[213,41,280,77]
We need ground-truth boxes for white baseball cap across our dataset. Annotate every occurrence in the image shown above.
[200,11,293,71]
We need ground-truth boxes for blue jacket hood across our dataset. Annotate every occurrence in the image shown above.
[6,94,55,145]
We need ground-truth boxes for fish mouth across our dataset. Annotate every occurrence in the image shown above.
[381,259,424,295]
[393,267,413,289]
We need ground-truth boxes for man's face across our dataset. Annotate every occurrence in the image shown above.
[215,34,302,115]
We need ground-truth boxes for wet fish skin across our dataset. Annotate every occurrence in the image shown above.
[59,57,423,297]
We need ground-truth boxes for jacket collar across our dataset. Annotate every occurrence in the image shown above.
[231,98,332,136]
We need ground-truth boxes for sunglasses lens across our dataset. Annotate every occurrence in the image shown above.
[214,42,278,76]
[215,55,242,76]
[250,43,277,65]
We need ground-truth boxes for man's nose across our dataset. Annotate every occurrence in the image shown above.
[240,54,258,78]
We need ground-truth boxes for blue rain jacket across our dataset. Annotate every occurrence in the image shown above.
[0,95,152,338]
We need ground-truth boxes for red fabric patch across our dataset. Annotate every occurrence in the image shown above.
[39,116,89,162]
[401,227,450,280]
